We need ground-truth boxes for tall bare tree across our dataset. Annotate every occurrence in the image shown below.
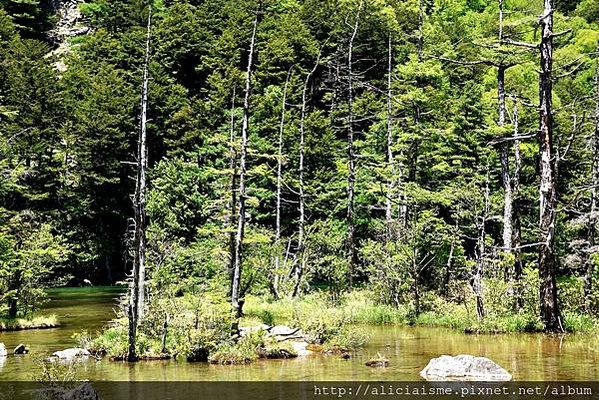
[231,10,259,318]
[585,61,599,310]
[346,0,363,290]
[537,0,563,332]
[272,67,292,300]
[127,6,152,362]
[292,50,322,298]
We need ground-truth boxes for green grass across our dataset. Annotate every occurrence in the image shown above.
[0,315,58,331]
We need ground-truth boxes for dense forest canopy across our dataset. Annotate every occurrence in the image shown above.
[0,0,598,336]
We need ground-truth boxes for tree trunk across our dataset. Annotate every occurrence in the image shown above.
[512,100,524,310]
[231,11,259,318]
[293,52,322,298]
[472,168,489,322]
[385,34,395,240]
[346,0,362,290]
[273,67,292,300]
[7,270,21,319]
[537,0,563,333]
[498,65,513,274]
[227,88,237,296]
[584,62,599,311]
[128,6,152,362]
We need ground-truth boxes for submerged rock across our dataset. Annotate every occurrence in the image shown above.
[420,355,512,381]
[51,348,91,361]
[14,344,28,355]
[0,343,7,357]
[40,382,99,400]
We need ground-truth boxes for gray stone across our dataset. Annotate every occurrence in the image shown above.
[51,348,91,361]
[40,382,99,400]
[0,343,7,357]
[420,355,512,381]
[14,343,28,355]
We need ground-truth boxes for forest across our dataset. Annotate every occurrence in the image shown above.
[1,0,599,366]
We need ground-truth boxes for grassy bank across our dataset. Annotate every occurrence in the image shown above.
[0,315,59,331]
[243,286,599,334]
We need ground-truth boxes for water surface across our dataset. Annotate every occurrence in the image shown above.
[0,288,598,381]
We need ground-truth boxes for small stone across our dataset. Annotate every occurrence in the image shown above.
[14,344,28,355]
[365,359,389,368]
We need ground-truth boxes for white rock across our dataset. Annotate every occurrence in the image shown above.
[289,341,312,356]
[420,355,512,381]
[51,348,91,361]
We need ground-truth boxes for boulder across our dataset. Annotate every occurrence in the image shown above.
[51,348,91,361]
[420,355,512,381]
[0,343,7,357]
[14,344,28,355]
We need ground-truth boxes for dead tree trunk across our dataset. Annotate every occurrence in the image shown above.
[498,65,514,270]
[293,51,322,298]
[227,87,237,295]
[346,0,363,290]
[231,11,259,318]
[512,99,524,310]
[272,68,292,300]
[537,0,563,333]
[472,168,489,322]
[385,33,395,240]
[585,62,599,310]
[128,6,152,362]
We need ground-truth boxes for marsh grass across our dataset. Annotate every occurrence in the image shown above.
[0,315,58,331]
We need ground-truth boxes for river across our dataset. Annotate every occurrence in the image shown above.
[0,287,598,381]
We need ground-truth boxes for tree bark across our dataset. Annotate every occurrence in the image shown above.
[472,168,489,322]
[273,67,292,300]
[512,100,524,310]
[293,51,322,298]
[346,0,363,290]
[385,33,395,241]
[231,11,259,318]
[227,87,237,296]
[537,0,563,333]
[128,6,151,362]
[584,61,599,310]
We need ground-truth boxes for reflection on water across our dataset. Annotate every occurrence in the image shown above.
[0,287,598,381]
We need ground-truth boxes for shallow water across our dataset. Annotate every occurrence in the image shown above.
[0,287,598,381]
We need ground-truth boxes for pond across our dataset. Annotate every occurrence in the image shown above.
[0,287,598,381]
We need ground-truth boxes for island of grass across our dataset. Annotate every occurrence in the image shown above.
[0,315,59,332]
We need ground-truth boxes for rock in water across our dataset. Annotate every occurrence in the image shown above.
[40,382,99,400]
[420,355,512,381]
[51,348,91,361]
[14,344,28,355]
[0,343,7,357]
